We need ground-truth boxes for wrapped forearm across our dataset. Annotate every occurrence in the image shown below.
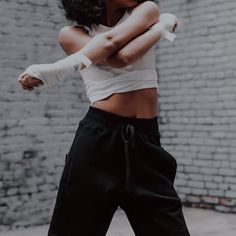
[18,52,92,88]
[149,13,178,42]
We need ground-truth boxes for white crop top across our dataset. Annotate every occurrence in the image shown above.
[76,9,158,105]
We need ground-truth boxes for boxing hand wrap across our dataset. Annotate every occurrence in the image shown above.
[18,52,92,89]
[150,13,178,42]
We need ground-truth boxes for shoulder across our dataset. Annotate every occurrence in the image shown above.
[58,24,91,40]
[59,25,89,36]
[129,1,160,16]
[58,25,90,47]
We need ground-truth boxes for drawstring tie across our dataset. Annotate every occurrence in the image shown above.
[121,124,135,190]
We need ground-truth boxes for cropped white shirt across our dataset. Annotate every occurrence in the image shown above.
[77,10,158,105]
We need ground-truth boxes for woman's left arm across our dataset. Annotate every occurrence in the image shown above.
[58,25,161,68]
[106,27,162,68]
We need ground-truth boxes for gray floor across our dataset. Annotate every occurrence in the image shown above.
[0,207,236,236]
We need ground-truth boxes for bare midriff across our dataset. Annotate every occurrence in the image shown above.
[91,88,159,119]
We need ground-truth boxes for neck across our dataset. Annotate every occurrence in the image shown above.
[102,2,126,27]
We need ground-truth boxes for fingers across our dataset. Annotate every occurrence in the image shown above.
[20,75,43,86]
[19,81,33,91]
[18,74,44,91]
[172,23,177,32]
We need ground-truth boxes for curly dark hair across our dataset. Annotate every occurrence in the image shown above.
[58,0,156,30]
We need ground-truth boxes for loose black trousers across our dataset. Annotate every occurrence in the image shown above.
[48,106,190,236]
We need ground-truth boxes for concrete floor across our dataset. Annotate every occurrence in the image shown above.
[0,207,236,236]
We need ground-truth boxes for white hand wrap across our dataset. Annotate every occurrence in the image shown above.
[150,13,178,42]
[18,52,92,88]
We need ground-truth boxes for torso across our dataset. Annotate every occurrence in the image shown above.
[90,7,159,119]
[92,88,159,118]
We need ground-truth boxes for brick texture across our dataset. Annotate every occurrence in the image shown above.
[158,0,236,213]
[1,0,236,231]
[0,0,90,231]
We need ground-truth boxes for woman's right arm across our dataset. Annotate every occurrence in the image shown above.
[18,1,159,90]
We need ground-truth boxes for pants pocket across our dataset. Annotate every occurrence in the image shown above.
[60,153,73,185]
[139,134,177,184]
[159,147,177,183]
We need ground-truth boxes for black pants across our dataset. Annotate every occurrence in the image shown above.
[48,106,190,236]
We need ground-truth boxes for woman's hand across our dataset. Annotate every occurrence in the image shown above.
[149,13,178,42]
[18,74,44,91]
[173,24,178,32]
[160,13,178,32]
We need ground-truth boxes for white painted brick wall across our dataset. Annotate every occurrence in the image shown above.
[158,0,236,212]
[1,0,236,231]
[0,0,90,230]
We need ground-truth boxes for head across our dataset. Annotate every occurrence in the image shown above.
[59,0,155,29]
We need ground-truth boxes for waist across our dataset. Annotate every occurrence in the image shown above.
[82,105,159,135]
[92,87,158,118]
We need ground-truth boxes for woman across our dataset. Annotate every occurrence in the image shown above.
[18,0,190,235]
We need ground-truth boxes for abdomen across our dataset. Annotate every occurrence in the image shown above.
[92,87,159,118]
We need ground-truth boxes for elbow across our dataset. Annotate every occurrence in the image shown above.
[102,33,122,53]
[108,52,131,68]
[117,53,131,68]
[102,34,132,67]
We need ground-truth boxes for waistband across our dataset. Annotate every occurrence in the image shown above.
[81,106,159,135]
